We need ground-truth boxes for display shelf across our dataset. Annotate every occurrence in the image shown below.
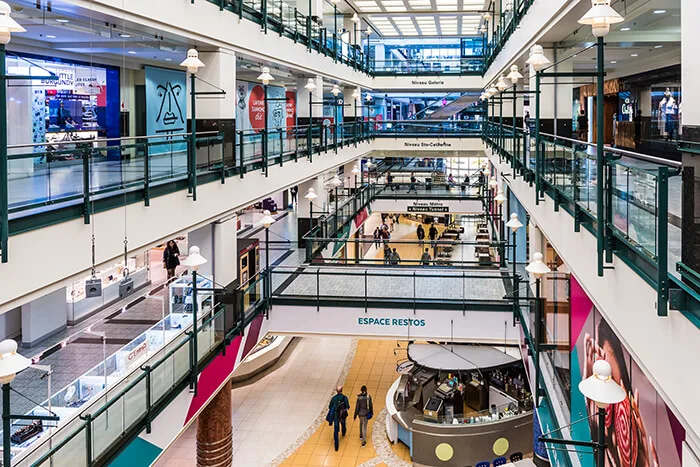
[168,275,214,317]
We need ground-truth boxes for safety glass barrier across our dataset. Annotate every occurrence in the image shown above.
[270,267,512,303]
[373,120,482,136]
[305,238,503,268]
[372,58,483,75]
[7,132,220,215]
[26,297,268,467]
[371,183,482,197]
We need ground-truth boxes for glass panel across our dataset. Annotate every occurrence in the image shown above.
[123,378,147,431]
[91,397,124,458]
[48,427,87,467]
[173,342,191,382]
[151,357,175,404]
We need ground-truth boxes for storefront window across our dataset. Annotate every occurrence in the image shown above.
[6,54,120,156]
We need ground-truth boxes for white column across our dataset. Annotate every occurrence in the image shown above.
[195,50,236,119]
[529,46,573,135]
[343,86,360,121]
[344,159,361,189]
[297,76,324,119]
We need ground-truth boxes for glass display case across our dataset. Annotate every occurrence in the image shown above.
[168,274,214,317]
[66,253,150,324]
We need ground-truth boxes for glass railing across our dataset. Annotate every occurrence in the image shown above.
[372,57,483,76]
[373,120,482,137]
[483,0,536,68]
[414,400,531,426]
[270,266,514,305]
[484,121,684,320]
[27,273,269,467]
[3,121,487,262]
[204,0,371,74]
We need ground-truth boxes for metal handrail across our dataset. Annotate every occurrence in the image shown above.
[7,131,220,149]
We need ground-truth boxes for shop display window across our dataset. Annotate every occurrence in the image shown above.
[168,275,215,317]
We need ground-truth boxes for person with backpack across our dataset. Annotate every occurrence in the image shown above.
[428,223,439,249]
[354,385,374,447]
[328,386,350,452]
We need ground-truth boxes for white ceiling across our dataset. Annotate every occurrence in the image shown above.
[347,0,488,36]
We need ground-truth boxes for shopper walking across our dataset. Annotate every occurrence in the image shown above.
[327,386,350,452]
[407,172,418,194]
[354,386,374,447]
[387,172,395,191]
[383,245,392,265]
[373,227,381,249]
[386,214,394,232]
[390,248,401,266]
[416,224,425,246]
[163,240,180,280]
[421,248,432,266]
[428,223,439,249]
[381,226,390,246]
[290,185,298,207]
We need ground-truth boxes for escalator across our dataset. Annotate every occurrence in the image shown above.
[410,92,481,120]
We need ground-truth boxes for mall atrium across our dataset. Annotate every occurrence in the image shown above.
[0,0,695,466]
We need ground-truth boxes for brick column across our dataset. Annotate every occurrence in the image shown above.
[196,382,232,467]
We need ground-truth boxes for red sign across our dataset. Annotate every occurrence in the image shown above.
[249,84,266,130]
[285,91,296,129]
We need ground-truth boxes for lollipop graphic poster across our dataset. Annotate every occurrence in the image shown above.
[570,275,685,467]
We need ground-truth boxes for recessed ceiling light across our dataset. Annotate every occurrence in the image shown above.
[620,27,630,31]
[120,33,131,38]
[655,45,663,48]
[630,53,638,57]
[46,35,56,39]
[165,58,172,61]
[611,61,617,64]
[56,18,69,23]
[128,50,137,54]
[654,9,666,14]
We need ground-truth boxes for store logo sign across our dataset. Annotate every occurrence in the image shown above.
[397,361,415,374]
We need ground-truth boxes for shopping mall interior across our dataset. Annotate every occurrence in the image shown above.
[0,0,696,466]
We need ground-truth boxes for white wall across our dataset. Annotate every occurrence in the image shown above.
[20,288,67,347]
[0,142,372,314]
[75,0,373,90]
[487,148,700,447]
[268,305,519,344]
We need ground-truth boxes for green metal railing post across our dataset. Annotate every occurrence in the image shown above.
[84,413,94,466]
[144,365,152,433]
[264,83,269,177]
[82,148,91,224]
[191,270,199,396]
[279,128,284,166]
[534,72,541,204]
[657,166,669,316]
[143,141,151,206]
[262,0,268,33]
[190,72,198,201]
[238,130,245,178]
[0,43,6,261]
[596,37,605,276]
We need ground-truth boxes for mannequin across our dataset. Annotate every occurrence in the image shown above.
[658,87,678,140]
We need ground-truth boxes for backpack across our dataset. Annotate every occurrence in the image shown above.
[336,396,349,420]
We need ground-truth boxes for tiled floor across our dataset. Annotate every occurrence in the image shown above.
[154,336,355,467]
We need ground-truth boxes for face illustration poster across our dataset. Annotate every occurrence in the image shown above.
[570,275,685,467]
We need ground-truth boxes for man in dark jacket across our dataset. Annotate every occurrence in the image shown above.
[329,386,350,451]
[354,386,373,446]
[428,223,439,249]
[416,224,425,246]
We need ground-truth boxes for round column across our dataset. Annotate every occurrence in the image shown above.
[196,382,233,467]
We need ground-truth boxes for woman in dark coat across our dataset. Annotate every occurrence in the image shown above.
[163,240,180,280]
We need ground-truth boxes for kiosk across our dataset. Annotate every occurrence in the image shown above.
[387,343,533,467]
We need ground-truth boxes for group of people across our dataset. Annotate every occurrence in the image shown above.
[327,385,374,451]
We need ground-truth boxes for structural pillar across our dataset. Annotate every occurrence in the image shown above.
[188,49,237,167]
[297,177,328,247]
[196,383,233,467]
[528,46,573,138]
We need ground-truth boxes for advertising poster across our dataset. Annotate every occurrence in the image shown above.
[286,90,296,129]
[145,66,187,155]
[235,80,287,131]
[570,275,685,467]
